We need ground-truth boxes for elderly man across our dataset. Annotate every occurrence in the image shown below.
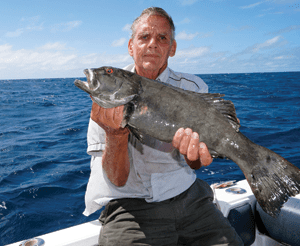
[84,7,243,246]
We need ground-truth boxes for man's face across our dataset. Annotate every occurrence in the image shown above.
[128,15,177,78]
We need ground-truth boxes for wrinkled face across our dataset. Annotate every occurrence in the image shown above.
[74,67,140,108]
[128,15,177,78]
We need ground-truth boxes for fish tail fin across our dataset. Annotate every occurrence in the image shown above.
[245,146,300,217]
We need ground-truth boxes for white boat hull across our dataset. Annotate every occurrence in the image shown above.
[6,179,299,246]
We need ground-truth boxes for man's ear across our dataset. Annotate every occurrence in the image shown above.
[169,40,177,57]
[128,39,134,56]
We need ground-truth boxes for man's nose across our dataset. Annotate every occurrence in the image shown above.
[148,37,158,48]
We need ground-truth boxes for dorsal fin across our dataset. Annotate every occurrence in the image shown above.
[154,80,240,131]
[157,80,241,132]
[199,93,240,132]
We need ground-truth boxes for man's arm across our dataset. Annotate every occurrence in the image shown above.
[172,128,213,169]
[90,102,130,186]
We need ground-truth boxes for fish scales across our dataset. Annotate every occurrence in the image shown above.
[74,66,300,217]
[126,77,238,150]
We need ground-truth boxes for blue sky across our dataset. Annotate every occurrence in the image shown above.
[0,0,299,79]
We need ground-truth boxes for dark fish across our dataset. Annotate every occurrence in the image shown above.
[74,66,300,217]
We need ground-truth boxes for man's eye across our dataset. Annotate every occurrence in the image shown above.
[159,35,169,43]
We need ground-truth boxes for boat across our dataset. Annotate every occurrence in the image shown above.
[6,179,300,246]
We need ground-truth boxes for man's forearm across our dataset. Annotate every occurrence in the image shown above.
[102,132,130,187]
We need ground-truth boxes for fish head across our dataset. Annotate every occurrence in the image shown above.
[74,66,141,108]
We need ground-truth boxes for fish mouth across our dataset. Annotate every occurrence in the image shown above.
[74,69,94,94]
[74,79,91,94]
[83,69,92,83]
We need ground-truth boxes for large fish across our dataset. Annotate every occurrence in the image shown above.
[74,66,300,217]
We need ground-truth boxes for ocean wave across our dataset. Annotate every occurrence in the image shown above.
[256,126,300,145]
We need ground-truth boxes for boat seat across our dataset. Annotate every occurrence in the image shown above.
[227,203,255,246]
[256,197,300,246]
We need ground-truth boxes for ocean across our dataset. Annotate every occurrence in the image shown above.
[1,72,299,245]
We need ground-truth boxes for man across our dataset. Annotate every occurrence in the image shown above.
[84,7,243,246]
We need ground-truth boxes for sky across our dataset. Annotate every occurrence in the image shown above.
[0,0,299,80]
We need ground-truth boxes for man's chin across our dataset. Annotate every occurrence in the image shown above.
[142,61,163,71]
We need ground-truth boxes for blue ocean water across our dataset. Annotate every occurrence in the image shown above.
[1,72,299,245]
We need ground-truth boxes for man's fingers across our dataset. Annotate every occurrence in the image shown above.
[172,128,185,149]
[199,142,213,166]
[113,105,124,127]
[91,102,102,123]
[90,101,124,129]
[114,106,120,122]
[172,128,213,167]
[91,101,100,115]
[103,107,114,125]
[172,127,213,167]
[186,132,199,161]
[179,128,192,155]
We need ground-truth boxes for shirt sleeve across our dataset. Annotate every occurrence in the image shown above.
[87,118,106,157]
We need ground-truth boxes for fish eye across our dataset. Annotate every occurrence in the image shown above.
[106,68,113,74]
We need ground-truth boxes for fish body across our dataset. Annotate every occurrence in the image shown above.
[74,66,300,217]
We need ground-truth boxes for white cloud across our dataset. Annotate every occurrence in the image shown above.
[0,43,132,79]
[4,17,80,40]
[51,21,82,32]
[111,38,127,47]
[240,1,264,9]
[21,16,41,23]
[198,32,214,39]
[176,31,199,40]
[0,44,12,53]
[176,31,212,40]
[5,29,24,38]
[274,56,285,60]
[122,24,131,32]
[169,34,300,75]
[4,16,44,38]
[0,45,76,69]
[175,46,210,58]
[267,25,300,35]
[232,36,284,56]
[40,42,67,50]
[177,18,191,25]
[67,20,82,29]
[252,36,282,52]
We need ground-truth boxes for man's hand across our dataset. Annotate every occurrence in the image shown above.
[172,128,213,169]
[90,101,129,136]
[90,100,130,186]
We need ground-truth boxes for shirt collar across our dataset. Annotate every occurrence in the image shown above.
[124,64,170,83]
[156,67,170,83]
